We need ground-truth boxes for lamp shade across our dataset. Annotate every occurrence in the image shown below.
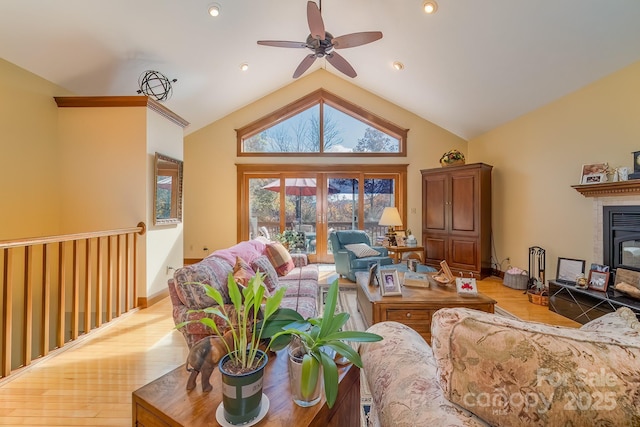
[378,207,403,227]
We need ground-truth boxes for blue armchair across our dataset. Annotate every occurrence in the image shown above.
[329,230,393,282]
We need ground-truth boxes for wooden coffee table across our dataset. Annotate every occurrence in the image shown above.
[132,349,360,427]
[356,271,496,343]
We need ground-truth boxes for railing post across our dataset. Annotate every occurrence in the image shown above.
[2,249,12,377]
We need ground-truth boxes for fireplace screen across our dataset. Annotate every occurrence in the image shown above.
[621,239,640,270]
[604,206,640,271]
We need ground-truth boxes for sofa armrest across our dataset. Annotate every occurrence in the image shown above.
[371,246,389,256]
[333,249,355,276]
[431,307,640,427]
[360,322,489,427]
[289,252,308,267]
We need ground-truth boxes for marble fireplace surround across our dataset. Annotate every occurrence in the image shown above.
[572,181,640,264]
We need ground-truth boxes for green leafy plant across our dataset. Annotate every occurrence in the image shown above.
[261,280,383,408]
[176,272,286,370]
[274,230,297,248]
[439,149,465,164]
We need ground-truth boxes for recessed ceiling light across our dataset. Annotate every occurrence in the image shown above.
[240,63,249,72]
[208,3,221,17]
[423,1,438,14]
[392,61,405,71]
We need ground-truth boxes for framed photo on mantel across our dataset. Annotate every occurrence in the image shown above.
[580,163,608,185]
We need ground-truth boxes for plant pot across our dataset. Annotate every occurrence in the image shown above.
[218,350,268,425]
[287,341,323,407]
[441,159,465,167]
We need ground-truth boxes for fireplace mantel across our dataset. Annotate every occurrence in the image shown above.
[572,180,640,198]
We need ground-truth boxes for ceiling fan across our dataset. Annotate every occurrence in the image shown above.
[257,1,383,79]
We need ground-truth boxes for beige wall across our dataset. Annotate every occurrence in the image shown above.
[0,59,72,239]
[470,60,640,277]
[183,69,467,258]
[146,110,184,297]
[1,56,185,299]
[57,107,148,233]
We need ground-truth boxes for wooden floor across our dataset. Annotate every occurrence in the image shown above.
[0,271,578,426]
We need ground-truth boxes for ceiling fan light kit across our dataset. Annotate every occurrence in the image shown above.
[257,1,383,79]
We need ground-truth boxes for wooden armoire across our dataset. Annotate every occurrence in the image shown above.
[421,163,493,278]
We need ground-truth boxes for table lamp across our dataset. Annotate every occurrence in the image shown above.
[379,207,403,246]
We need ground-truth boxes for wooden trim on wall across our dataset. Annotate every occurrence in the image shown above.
[236,164,408,242]
[137,288,169,309]
[236,88,408,157]
[54,96,189,128]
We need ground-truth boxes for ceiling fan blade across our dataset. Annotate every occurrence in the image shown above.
[332,31,383,49]
[293,54,317,78]
[307,1,325,40]
[257,40,308,48]
[326,52,357,78]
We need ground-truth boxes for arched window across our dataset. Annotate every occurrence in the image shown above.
[236,89,407,156]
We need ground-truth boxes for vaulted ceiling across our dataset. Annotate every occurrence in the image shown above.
[1,0,639,139]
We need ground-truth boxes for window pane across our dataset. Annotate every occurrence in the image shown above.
[364,178,396,244]
[243,105,320,153]
[324,105,400,153]
[249,178,280,239]
[327,178,359,256]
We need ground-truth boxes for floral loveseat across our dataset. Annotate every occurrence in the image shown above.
[359,307,640,426]
[169,238,318,348]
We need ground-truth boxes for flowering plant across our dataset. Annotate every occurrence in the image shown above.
[440,149,465,164]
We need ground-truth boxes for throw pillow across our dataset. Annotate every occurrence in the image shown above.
[232,256,255,288]
[265,242,295,276]
[345,243,380,258]
[250,255,279,293]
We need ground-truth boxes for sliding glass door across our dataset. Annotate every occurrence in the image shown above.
[239,165,406,263]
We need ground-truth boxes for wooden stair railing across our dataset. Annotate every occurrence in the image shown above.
[0,222,146,380]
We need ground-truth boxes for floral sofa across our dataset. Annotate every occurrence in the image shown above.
[359,307,640,426]
[169,238,318,348]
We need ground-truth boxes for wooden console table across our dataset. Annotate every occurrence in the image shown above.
[132,349,360,427]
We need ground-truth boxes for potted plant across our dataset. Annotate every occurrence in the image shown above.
[274,229,297,249]
[177,273,287,425]
[261,280,383,408]
[439,149,466,167]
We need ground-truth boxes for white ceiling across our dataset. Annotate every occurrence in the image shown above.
[1,0,640,139]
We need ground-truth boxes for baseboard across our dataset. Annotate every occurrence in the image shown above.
[137,288,169,308]
[491,268,505,278]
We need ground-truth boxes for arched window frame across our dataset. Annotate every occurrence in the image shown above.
[236,89,408,157]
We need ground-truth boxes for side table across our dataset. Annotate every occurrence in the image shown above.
[386,245,424,263]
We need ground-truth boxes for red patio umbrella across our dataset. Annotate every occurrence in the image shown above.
[262,178,320,196]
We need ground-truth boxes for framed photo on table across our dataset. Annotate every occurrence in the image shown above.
[367,262,379,287]
[379,269,402,296]
[556,257,585,285]
[588,270,609,292]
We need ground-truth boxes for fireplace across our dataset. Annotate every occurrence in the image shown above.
[603,206,640,271]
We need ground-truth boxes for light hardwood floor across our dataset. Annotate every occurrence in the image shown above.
[0,272,578,426]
